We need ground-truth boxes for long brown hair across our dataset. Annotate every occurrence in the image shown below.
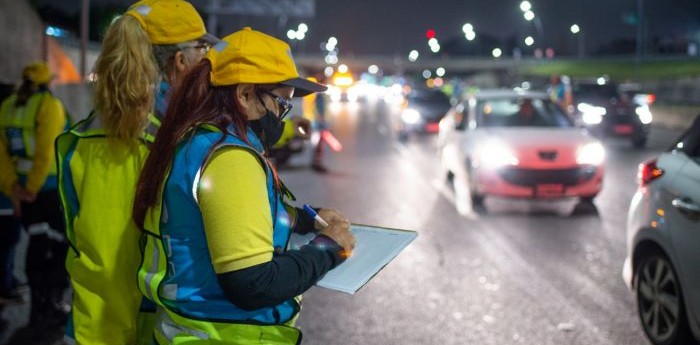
[94,15,158,139]
[133,60,249,228]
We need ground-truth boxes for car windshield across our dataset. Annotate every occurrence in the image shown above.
[476,97,574,128]
[573,83,620,101]
[407,90,450,105]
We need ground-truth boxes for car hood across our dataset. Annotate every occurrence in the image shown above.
[577,97,634,109]
[479,127,591,145]
[407,102,451,120]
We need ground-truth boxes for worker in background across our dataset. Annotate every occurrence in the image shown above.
[0,83,23,306]
[548,74,573,116]
[0,61,68,326]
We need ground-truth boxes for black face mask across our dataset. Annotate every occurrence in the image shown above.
[249,109,285,150]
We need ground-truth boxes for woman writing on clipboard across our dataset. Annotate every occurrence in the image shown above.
[132,28,355,344]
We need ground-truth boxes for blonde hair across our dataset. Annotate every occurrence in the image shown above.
[94,15,158,139]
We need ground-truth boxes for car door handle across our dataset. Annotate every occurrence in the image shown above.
[672,197,700,219]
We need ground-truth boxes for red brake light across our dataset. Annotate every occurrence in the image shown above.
[638,158,664,186]
[646,94,656,104]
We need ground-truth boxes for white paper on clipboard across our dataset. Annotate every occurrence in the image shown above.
[289,224,418,294]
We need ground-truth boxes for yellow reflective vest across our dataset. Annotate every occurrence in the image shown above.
[0,91,66,195]
[56,112,159,345]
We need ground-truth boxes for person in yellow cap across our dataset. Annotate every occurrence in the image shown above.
[0,60,69,326]
[54,1,218,344]
[131,27,356,344]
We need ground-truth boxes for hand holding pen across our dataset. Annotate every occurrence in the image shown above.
[304,205,356,256]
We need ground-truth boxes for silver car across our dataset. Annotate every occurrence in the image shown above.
[623,116,700,345]
[437,89,604,213]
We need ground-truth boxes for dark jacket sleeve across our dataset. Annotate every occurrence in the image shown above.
[291,205,318,234]
[216,235,345,311]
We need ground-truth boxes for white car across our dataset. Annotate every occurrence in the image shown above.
[623,116,700,345]
[437,90,605,210]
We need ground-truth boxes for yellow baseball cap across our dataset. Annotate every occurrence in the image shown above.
[22,61,52,85]
[206,27,326,97]
[126,0,219,45]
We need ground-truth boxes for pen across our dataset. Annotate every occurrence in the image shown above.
[303,204,329,228]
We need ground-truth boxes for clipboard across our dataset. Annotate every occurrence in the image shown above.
[288,224,418,294]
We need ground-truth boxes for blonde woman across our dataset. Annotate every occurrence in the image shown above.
[55,1,217,344]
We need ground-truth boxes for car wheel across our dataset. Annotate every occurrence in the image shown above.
[635,253,693,345]
[632,134,647,148]
[446,170,455,184]
[398,131,410,142]
[580,195,596,203]
[470,192,484,207]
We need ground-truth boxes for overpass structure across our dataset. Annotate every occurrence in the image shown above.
[293,54,544,75]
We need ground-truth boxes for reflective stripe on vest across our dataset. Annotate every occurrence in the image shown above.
[152,305,301,345]
[138,125,301,344]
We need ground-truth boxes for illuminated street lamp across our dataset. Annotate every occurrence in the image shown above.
[570,24,580,34]
[492,48,502,58]
[298,23,308,33]
[462,22,476,41]
[322,37,339,65]
[436,67,446,77]
[408,50,419,62]
[524,36,534,46]
[287,23,308,41]
[519,2,544,49]
[519,1,532,12]
[428,38,441,53]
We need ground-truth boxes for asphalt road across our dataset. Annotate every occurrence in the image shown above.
[0,98,685,345]
[280,99,683,345]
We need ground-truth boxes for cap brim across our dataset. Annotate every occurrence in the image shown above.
[281,77,328,97]
[200,33,221,45]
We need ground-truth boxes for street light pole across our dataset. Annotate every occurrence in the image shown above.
[534,16,544,49]
[80,0,90,81]
[520,2,544,50]
[570,24,584,58]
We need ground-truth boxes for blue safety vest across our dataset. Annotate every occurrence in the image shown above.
[138,125,301,344]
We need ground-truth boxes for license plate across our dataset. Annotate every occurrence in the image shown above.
[536,184,564,197]
[614,124,634,134]
[424,123,440,132]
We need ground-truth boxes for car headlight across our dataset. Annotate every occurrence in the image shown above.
[401,108,421,124]
[576,142,605,165]
[329,86,342,102]
[476,141,519,169]
[635,106,653,124]
[577,103,606,125]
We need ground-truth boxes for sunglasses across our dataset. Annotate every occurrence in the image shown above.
[259,89,293,119]
[180,43,211,54]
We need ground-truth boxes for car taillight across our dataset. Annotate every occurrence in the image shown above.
[638,158,664,186]
[646,94,656,104]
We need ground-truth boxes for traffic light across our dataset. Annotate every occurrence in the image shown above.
[425,29,435,39]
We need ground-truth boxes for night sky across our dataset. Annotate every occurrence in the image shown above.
[299,0,700,56]
[33,0,700,56]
